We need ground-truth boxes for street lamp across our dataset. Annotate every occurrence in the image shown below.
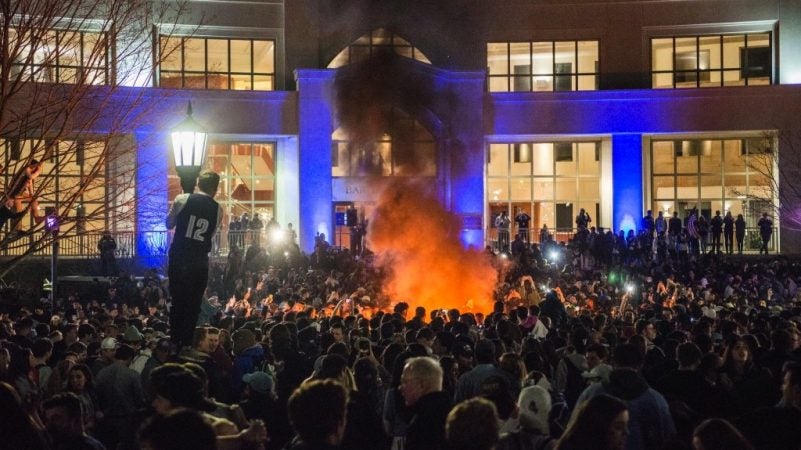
[171,101,208,194]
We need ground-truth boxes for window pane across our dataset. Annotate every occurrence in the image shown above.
[83,32,105,67]
[230,40,252,72]
[699,140,722,173]
[577,75,596,90]
[652,141,675,173]
[59,31,81,66]
[579,178,599,199]
[652,38,673,71]
[699,36,721,70]
[555,143,576,175]
[207,39,228,72]
[749,173,773,199]
[722,35,745,69]
[532,179,553,199]
[533,202,555,232]
[555,179,577,201]
[555,41,576,71]
[532,42,553,75]
[676,175,698,200]
[185,74,206,89]
[577,142,599,175]
[511,143,532,176]
[532,143,553,176]
[653,176,675,200]
[253,40,274,73]
[161,36,182,71]
[488,144,510,176]
[511,178,531,201]
[700,175,722,199]
[231,74,252,90]
[676,145,697,173]
[184,38,205,71]
[652,73,673,88]
[488,178,509,202]
[253,75,273,91]
[487,43,509,75]
[577,41,598,73]
[489,76,509,92]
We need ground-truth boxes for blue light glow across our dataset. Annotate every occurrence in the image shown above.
[296,70,336,252]
[135,130,170,267]
[612,134,643,234]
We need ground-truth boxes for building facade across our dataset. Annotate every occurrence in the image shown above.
[3,0,801,261]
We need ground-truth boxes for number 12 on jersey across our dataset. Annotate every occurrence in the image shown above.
[185,215,210,241]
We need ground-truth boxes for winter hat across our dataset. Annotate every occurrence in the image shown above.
[100,337,118,350]
[232,328,256,355]
[517,385,551,435]
[122,325,144,343]
[242,371,275,395]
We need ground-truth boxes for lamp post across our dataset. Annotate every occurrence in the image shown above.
[170,101,208,194]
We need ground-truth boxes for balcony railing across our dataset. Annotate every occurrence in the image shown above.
[0,229,285,259]
[0,226,780,258]
[487,226,778,254]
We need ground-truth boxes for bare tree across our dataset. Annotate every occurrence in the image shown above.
[0,0,194,278]
[731,132,801,233]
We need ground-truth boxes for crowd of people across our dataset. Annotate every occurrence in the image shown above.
[1,206,800,450]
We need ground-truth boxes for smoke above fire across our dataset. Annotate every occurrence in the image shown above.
[334,52,497,314]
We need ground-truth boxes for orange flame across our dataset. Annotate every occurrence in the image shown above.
[367,179,496,314]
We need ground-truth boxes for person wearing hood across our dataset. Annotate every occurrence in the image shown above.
[230,328,265,397]
[496,385,556,450]
[572,343,676,450]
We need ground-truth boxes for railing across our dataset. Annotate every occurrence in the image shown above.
[0,228,287,259]
[487,226,779,254]
[0,226,780,258]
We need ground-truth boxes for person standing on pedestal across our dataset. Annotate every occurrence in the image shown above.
[167,170,223,352]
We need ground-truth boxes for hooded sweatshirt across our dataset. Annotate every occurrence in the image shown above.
[572,368,676,450]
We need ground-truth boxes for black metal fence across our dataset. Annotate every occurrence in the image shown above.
[487,226,778,254]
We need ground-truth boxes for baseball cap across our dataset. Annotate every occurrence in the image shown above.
[242,371,274,395]
[101,337,118,350]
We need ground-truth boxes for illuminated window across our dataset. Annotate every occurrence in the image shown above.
[168,141,277,248]
[7,28,109,85]
[651,33,771,88]
[0,139,117,235]
[159,36,275,90]
[327,28,431,68]
[650,137,776,247]
[487,41,599,92]
[331,109,436,177]
[487,141,601,240]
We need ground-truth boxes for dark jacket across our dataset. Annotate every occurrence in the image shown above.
[405,391,452,450]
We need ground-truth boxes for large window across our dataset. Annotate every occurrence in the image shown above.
[1,138,113,233]
[651,33,771,88]
[168,142,276,249]
[650,137,774,227]
[331,109,436,177]
[7,28,109,84]
[487,141,601,238]
[159,36,275,90]
[327,28,431,68]
[487,41,599,92]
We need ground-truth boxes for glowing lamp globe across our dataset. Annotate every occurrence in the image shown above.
[171,101,208,193]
